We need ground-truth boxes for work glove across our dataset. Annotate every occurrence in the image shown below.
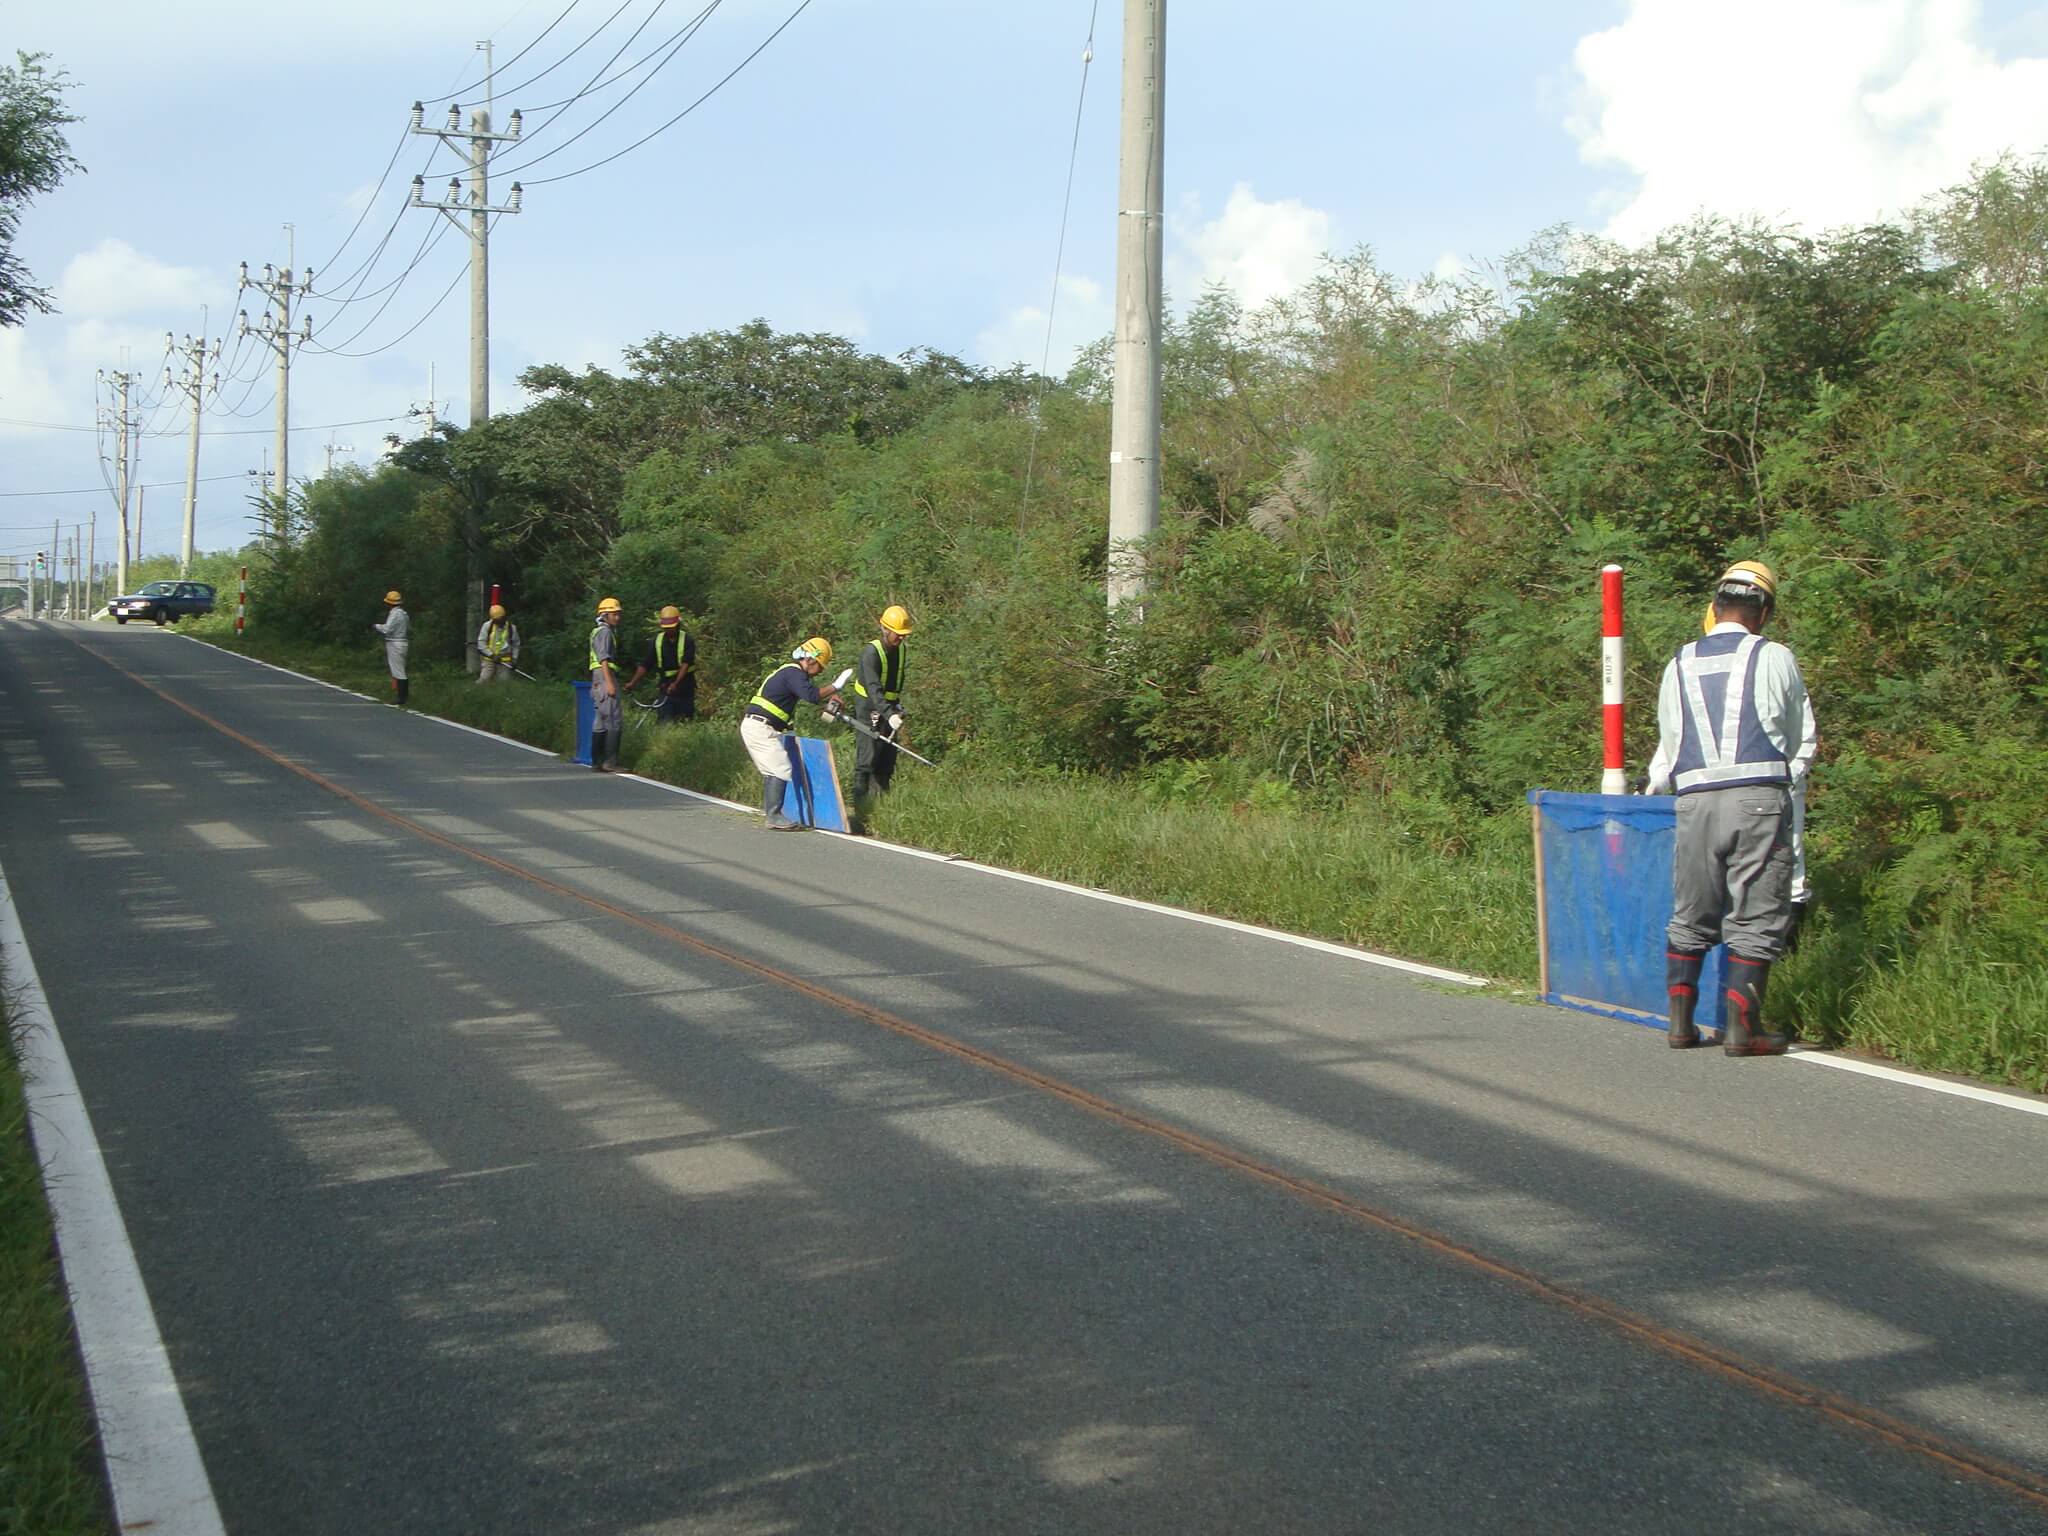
[885,711,905,735]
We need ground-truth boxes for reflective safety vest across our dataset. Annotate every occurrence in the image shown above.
[852,639,905,702]
[655,628,686,681]
[588,625,616,677]
[1670,631,1791,794]
[748,666,795,726]
[481,619,514,658]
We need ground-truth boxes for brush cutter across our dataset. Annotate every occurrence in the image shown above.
[820,696,936,768]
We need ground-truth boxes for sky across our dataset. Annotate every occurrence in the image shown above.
[7,0,2048,569]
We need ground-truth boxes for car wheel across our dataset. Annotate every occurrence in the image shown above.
[154,607,169,626]
[115,614,128,624]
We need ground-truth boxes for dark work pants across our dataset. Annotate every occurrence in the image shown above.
[853,718,898,798]
[1667,783,1795,962]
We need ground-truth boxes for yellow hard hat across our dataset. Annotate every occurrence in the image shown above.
[658,605,682,628]
[879,604,913,636]
[1701,602,1719,635]
[383,589,402,605]
[596,596,623,616]
[795,636,833,667]
[1715,560,1777,605]
[488,603,506,620]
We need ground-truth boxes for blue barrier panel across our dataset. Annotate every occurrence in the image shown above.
[784,736,848,832]
[572,681,593,766]
[1528,790,1727,1031]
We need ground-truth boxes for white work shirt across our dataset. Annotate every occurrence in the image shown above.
[374,606,410,642]
[1646,622,1815,794]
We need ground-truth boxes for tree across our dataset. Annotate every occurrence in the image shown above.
[0,51,82,327]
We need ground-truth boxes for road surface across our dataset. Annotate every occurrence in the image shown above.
[3,617,2045,1534]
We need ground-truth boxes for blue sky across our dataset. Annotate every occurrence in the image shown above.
[7,0,2048,564]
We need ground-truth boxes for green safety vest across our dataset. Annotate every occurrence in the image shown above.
[655,628,686,681]
[853,639,905,702]
[482,620,513,658]
[588,624,615,676]
[748,666,794,726]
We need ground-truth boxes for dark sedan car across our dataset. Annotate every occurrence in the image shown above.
[111,580,215,625]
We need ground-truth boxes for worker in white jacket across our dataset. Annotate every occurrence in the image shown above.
[373,589,410,707]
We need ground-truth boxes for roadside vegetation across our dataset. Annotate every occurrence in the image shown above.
[171,157,2048,1092]
[1,990,112,1536]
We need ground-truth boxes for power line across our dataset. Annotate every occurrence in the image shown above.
[0,473,250,499]
[306,259,472,360]
[517,0,815,188]
[418,0,587,105]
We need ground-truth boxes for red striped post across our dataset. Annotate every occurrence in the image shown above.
[236,567,247,635]
[1600,564,1625,794]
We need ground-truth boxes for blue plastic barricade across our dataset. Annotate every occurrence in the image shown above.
[1527,791,1727,1031]
[572,681,593,766]
[784,736,848,832]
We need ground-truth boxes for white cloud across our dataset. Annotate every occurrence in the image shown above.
[58,239,213,323]
[973,273,1109,375]
[1169,183,1333,311]
[1570,0,2048,243]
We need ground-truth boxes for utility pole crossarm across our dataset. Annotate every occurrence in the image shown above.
[235,256,314,545]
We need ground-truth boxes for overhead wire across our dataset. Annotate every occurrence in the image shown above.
[417,0,588,105]
[512,0,816,188]
[485,0,680,168]
[484,1,718,178]
[1019,0,1102,540]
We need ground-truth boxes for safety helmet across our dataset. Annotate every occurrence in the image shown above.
[879,604,913,636]
[658,605,682,628]
[596,596,623,616]
[488,603,506,621]
[1701,602,1719,635]
[383,589,402,605]
[1714,560,1777,609]
[794,637,833,667]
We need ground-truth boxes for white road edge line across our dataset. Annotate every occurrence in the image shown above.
[0,850,226,1536]
[174,636,2048,1117]
[1786,1048,2048,1117]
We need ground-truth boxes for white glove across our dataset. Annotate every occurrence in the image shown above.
[885,711,905,734]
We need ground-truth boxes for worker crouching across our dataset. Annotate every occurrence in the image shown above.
[741,638,842,830]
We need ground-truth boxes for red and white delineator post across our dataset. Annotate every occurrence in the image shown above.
[236,567,247,634]
[1600,564,1626,795]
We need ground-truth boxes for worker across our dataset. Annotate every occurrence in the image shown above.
[1648,561,1817,1055]
[476,603,521,683]
[588,596,625,772]
[741,638,843,830]
[372,589,409,707]
[851,605,912,813]
[621,605,696,722]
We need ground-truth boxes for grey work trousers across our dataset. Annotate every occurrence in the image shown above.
[1666,783,1795,962]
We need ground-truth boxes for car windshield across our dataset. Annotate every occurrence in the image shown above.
[138,582,175,596]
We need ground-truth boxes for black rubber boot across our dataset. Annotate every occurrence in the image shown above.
[590,730,609,771]
[763,778,797,830]
[396,678,410,708]
[1665,949,1706,1048]
[1723,957,1790,1056]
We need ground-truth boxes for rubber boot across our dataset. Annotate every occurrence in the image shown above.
[590,730,609,772]
[1722,956,1790,1056]
[602,731,620,772]
[1665,949,1705,1048]
[396,678,409,708]
[1786,899,1812,956]
[763,777,798,830]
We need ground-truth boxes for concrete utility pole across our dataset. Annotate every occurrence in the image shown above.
[321,435,355,477]
[170,331,220,575]
[411,48,524,672]
[238,248,314,546]
[1107,0,1166,615]
[103,368,137,600]
[87,512,95,616]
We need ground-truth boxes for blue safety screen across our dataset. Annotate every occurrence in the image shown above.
[785,736,848,833]
[1527,791,1726,1030]
[572,681,594,766]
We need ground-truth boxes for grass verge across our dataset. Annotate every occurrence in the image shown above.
[1,991,113,1536]
[179,620,2043,1092]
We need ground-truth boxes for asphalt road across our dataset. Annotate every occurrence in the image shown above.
[4,617,2046,1535]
